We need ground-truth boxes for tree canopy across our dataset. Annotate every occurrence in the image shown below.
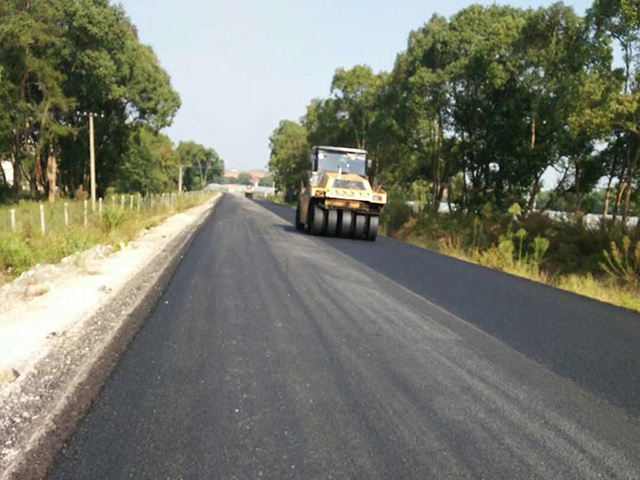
[0,0,222,202]
[177,141,224,191]
[272,1,640,222]
[268,120,308,201]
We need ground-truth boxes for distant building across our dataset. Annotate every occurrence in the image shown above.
[224,170,269,186]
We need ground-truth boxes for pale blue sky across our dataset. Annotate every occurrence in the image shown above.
[119,0,593,171]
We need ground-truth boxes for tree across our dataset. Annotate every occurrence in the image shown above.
[119,126,179,194]
[176,141,224,190]
[588,0,640,222]
[268,120,309,201]
[259,175,275,187]
[237,172,253,185]
[0,0,182,202]
[330,65,387,150]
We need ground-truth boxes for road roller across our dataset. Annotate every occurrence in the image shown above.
[296,146,386,241]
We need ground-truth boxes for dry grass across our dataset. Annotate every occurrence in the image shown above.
[403,232,640,313]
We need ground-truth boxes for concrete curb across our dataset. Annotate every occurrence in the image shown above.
[0,194,222,480]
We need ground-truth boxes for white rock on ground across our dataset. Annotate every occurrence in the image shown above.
[0,197,217,381]
[0,368,19,387]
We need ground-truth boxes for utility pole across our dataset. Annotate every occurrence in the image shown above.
[178,165,183,195]
[89,113,96,211]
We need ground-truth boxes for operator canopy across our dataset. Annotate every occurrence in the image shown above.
[313,146,367,176]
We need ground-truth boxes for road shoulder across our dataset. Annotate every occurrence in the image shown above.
[0,194,221,480]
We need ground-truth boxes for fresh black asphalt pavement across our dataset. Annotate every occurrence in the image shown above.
[47,194,640,479]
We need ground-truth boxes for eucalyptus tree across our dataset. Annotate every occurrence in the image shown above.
[330,65,387,151]
[390,4,612,212]
[177,141,224,190]
[0,0,71,200]
[268,120,309,201]
[56,0,180,196]
[588,0,640,222]
[119,126,179,194]
[302,98,350,148]
[0,0,181,201]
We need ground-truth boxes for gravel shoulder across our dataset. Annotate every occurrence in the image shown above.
[0,194,221,480]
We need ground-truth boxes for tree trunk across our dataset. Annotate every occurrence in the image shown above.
[526,173,542,213]
[613,181,626,221]
[47,155,57,202]
[531,113,536,150]
[622,139,640,224]
[602,177,613,224]
[601,151,620,223]
[622,182,632,225]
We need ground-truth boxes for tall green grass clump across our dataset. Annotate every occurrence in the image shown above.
[380,189,413,235]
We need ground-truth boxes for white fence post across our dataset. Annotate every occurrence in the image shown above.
[10,209,16,233]
[130,194,134,210]
[137,193,141,212]
[64,203,69,228]
[121,194,125,210]
[40,204,46,235]
[99,197,103,217]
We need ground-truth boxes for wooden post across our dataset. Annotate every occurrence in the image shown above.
[130,194,134,210]
[178,166,183,195]
[89,113,96,212]
[99,197,103,217]
[64,203,69,228]
[40,204,46,235]
[121,194,125,209]
[84,200,88,228]
[137,193,141,212]
[10,209,16,233]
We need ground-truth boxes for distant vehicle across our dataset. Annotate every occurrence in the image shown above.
[245,186,254,199]
[296,146,386,241]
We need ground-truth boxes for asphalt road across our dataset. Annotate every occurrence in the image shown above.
[48,194,640,479]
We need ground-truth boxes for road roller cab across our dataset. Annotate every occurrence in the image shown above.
[296,146,386,240]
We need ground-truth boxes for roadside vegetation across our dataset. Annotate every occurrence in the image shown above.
[267,0,640,312]
[0,2,226,282]
[0,192,214,284]
[380,193,640,311]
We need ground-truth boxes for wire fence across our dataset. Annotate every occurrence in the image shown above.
[0,191,206,237]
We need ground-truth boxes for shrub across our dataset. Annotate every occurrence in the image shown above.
[101,209,127,234]
[0,234,34,274]
[600,236,640,289]
[381,189,413,235]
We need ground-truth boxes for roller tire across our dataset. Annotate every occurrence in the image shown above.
[295,203,304,231]
[310,204,325,236]
[339,210,352,238]
[353,214,366,239]
[326,209,338,236]
[366,215,379,241]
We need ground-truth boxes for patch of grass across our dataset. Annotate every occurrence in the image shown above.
[0,192,214,282]
[557,274,640,312]
[257,192,295,207]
